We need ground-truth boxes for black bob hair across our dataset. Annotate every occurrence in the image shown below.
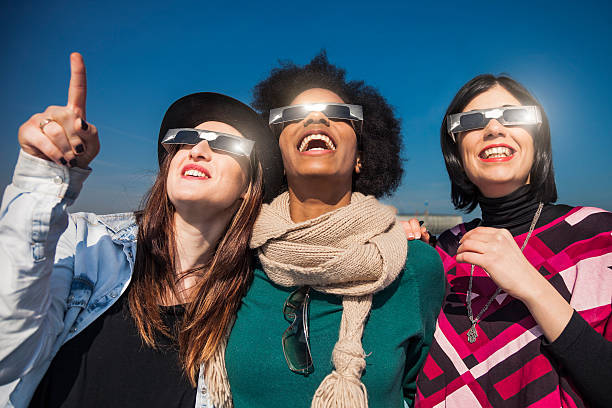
[441,74,557,212]
[251,51,403,198]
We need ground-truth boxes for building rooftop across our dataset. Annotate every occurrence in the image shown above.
[397,213,463,236]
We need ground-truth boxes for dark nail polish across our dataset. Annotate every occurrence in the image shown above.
[60,158,67,165]
[69,159,78,167]
[75,144,85,154]
[81,119,88,131]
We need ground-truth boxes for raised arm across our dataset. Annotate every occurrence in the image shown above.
[0,53,99,383]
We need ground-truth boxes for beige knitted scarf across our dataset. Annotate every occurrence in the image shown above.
[237,191,407,408]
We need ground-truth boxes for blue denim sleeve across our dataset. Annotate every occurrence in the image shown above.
[0,150,90,384]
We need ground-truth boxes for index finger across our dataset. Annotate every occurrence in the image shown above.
[67,52,87,119]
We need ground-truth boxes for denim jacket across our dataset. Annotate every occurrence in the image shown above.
[0,151,210,407]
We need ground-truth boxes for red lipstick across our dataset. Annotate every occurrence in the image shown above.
[478,144,516,163]
[181,163,211,179]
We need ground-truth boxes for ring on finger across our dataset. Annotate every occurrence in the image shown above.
[39,118,56,132]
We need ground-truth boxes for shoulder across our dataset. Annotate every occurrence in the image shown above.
[557,206,612,230]
[383,240,445,325]
[536,206,612,249]
[400,240,445,297]
[405,239,442,271]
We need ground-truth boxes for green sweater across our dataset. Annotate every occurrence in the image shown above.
[225,240,444,407]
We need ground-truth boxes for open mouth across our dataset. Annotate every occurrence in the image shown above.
[479,145,515,160]
[298,132,336,153]
[182,164,210,179]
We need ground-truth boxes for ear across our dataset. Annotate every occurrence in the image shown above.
[354,153,362,174]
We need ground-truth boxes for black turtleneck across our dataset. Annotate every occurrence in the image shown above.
[478,185,572,235]
[472,186,611,408]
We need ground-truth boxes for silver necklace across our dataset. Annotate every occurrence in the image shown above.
[466,202,544,343]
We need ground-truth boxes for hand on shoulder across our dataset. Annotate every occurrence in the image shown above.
[401,218,432,244]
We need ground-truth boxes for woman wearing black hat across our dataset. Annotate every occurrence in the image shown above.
[0,53,283,407]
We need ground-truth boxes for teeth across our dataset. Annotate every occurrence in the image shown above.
[298,134,336,152]
[482,146,513,159]
[184,169,208,178]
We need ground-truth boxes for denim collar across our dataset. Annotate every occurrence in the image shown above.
[96,213,138,243]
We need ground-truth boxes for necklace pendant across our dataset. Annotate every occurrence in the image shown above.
[467,324,478,343]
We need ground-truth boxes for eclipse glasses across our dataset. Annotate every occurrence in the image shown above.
[269,103,363,126]
[161,128,255,157]
[447,105,542,142]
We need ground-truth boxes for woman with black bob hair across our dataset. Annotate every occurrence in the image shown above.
[411,75,612,407]
[216,52,445,408]
[441,75,556,212]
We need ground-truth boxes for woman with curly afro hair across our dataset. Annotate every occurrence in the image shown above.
[251,51,403,198]
[214,52,445,408]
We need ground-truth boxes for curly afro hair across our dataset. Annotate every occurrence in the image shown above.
[251,51,403,198]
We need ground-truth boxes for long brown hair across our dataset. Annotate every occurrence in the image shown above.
[129,146,263,384]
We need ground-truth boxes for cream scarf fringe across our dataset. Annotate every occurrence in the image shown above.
[224,191,405,408]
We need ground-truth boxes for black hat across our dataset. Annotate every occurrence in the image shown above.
[158,92,283,202]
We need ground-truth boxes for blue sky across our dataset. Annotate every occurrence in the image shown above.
[1,0,611,216]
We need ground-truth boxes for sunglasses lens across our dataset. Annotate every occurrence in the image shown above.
[282,309,312,370]
[322,105,351,119]
[283,289,304,319]
[175,129,199,138]
[503,108,530,123]
[164,130,252,157]
[282,288,313,374]
[281,105,354,123]
[282,106,307,122]
[459,112,484,130]
[208,135,250,157]
[163,130,201,145]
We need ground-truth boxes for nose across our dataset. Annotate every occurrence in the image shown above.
[303,110,330,127]
[189,140,213,161]
[482,118,508,138]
